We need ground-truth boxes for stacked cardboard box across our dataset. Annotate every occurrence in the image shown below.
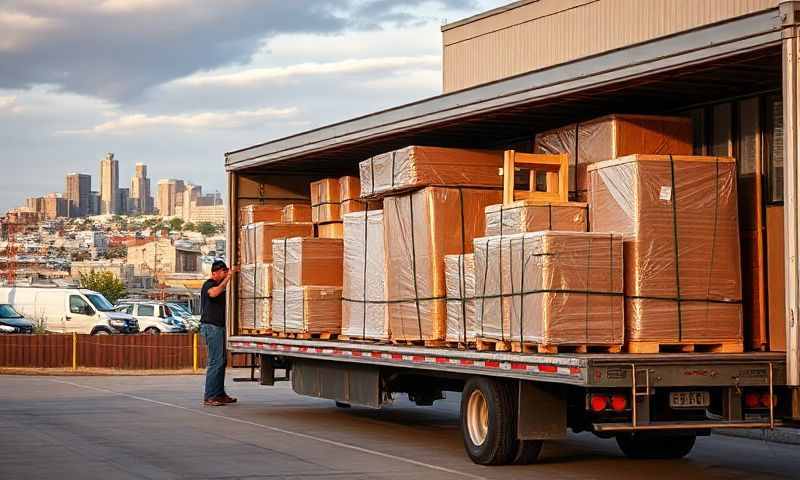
[484,201,588,236]
[588,154,743,351]
[238,263,272,331]
[240,204,284,225]
[272,286,342,335]
[445,254,478,343]
[310,176,375,239]
[281,204,312,223]
[240,222,314,264]
[383,187,502,341]
[534,114,693,201]
[359,146,504,198]
[473,232,624,347]
[342,210,390,340]
[271,237,343,333]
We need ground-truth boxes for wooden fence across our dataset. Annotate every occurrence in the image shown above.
[0,333,250,370]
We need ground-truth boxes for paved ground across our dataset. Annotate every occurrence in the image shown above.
[1,373,798,480]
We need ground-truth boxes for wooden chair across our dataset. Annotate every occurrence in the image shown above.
[502,150,569,205]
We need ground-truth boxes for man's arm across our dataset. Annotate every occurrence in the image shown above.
[208,267,237,298]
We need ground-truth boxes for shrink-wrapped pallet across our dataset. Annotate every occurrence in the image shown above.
[311,176,371,223]
[474,232,624,346]
[271,286,342,334]
[445,254,478,343]
[240,204,284,225]
[342,210,389,340]
[384,187,502,341]
[237,263,272,331]
[281,204,312,223]
[484,201,588,236]
[534,114,693,201]
[271,237,343,290]
[588,154,743,347]
[240,222,314,264]
[360,146,504,198]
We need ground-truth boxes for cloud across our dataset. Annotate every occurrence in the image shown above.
[0,95,16,110]
[0,9,57,51]
[58,106,299,135]
[173,55,440,88]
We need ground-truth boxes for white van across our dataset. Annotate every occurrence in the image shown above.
[0,286,138,335]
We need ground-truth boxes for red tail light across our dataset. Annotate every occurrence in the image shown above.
[760,393,778,408]
[590,394,608,412]
[744,392,761,409]
[610,394,628,411]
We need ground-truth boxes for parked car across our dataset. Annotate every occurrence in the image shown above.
[0,304,34,334]
[0,286,138,335]
[116,301,187,334]
[166,302,200,331]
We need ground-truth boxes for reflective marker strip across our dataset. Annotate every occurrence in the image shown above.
[230,341,581,378]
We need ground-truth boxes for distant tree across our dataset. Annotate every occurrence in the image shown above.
[183,222,196,232]
[168,217,184,231]
[71,251,91,261]
[79,271,126,303]
[105,245,127,259]
[196,222,220,236]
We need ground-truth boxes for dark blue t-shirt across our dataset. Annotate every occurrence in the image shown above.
[200,279,226,327]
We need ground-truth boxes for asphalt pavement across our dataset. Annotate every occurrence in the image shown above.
[1,372,798,479]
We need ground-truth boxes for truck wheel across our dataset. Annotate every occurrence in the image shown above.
[616,433,696,459]
[460,377,516,465]
[513,439,543,465]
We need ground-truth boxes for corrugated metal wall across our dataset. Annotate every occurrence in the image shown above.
[442,0,779,92]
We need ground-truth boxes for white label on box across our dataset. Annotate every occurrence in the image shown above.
[659,186,672,201]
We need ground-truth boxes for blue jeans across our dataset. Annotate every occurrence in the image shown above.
[201,323,226,400]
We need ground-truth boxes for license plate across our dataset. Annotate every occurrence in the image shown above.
[670,391,710,409]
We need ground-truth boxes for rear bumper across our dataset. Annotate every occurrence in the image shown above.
[593,420,784,432]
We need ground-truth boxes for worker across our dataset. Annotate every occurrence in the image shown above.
[200,260,238,406]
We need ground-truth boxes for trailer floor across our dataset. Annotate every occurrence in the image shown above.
[1,373,796,480]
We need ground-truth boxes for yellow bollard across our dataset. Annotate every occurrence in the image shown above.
[72,332,77,371]
[193,332,198,372]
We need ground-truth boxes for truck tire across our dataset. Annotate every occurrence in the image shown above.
[616,433,696,459]
[460,377,517,465]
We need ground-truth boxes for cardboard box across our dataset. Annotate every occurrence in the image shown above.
[534,114,693,201]
[240,204,283,225]
[238,263,272,331]
[588,154,742,345]
[360,146,504,198]
[272,237,343,290]
[342,210,389,340]
[271,286,342,334]
[281,204,312,223]
[445,254,478,343]
[484,201,588,236]
[240,222,314,264]
[474,232,624,346]
[384,187,502,341]
[318,222,344,239]
[311,178,341,223]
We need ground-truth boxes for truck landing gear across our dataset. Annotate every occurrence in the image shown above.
[616,433,696,459]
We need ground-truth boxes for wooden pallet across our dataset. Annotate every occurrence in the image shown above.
[274,331,339,340]
[529,344,623,354]
[239,328,272,336]
[626,341,744,354]
[337,335,385,344]
[391,339,449,348]
[475,337,511,352]
[445,341,476,350]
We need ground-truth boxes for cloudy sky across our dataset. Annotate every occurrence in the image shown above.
[0,0,507,213]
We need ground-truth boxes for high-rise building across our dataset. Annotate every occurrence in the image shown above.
[117,188,130,215]
[156,179,185,217]
[88,191,101,216]
[25,196,46,215]
[44,193,69,219]
[99,152,119,215]
[180,184,202,220]
[64,173,91,217]
[130,163,152,214]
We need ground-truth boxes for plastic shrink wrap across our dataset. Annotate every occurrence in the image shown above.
[360,146,504,198]
[384,187,502,341]
[588,154,743,345]
[238,263,272,330]
[271,237,343,290]
[342,210,389,340]
[445,254,478,343]
[281,204,312,223]
[240,222,314,264]
[271,286,342,334]
[534,114,693,201]
[484,201,588,236]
